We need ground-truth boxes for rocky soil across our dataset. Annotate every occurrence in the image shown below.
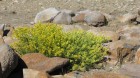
[0,0,140,26]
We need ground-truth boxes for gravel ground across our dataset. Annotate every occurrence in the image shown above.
[0,0,139,26]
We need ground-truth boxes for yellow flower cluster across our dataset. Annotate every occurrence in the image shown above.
[11,23,108,71]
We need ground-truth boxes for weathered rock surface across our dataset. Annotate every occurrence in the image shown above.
[83,71,130,78]
[138,9,140,15]
[118,13,137,24]
[22,53,69,73]
[0,37,4,45]
[53,12,72,25]
[0,24,4,37]
[84,11,107,26]
[72,10,91,23]
[64,71,83,78]
[88,29,119,41]
[62,25,90,32]
[135,48,140,64]
[105,40,139,65]
[3,37,15,45]
[34,8,60,23]
[52,75,64,78]
[23,69,51,78]
[117,26,140,40]
[0,44,18,78]
[120,64,140,78]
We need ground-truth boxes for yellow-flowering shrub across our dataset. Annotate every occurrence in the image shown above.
[12,23,108,71]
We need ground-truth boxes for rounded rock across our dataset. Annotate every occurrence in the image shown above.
[84,11,107,27]
[34,8,60,23]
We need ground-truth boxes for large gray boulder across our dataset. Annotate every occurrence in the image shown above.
[34,8,60,23]
[0,44,18,78]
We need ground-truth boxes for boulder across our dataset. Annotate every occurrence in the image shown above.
[34,8,60,23]
[118,13,137,24]
[23,69,51,78]
[53,12,72,25]
[135,48,140,64]
[120,64,140,78]
[0,44,18,78]
[22,53,69,73]
[84,11,107,26]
